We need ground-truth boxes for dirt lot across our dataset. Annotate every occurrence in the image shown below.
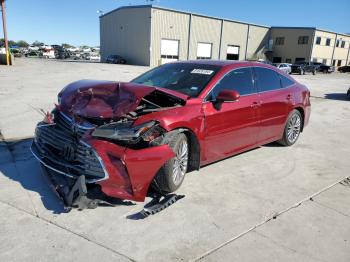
[1,58,350,261]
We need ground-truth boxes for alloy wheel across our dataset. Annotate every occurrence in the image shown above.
[287,114,301,143]
[172,140,188,185]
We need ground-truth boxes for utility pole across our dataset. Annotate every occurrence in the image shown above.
[1,0,10,65]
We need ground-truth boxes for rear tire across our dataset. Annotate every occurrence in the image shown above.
[277,110,302,146]
[154,133,189,193]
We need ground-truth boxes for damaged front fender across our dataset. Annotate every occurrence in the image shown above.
[86,138,175,202]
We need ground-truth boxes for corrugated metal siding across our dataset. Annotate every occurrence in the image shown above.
[220,21,249,60]
[100,7,151,66]
[151,8,269,64]
[246,26,269,60]
[189,16,222,60]
[150,9,190,67]
[101,5,272,66]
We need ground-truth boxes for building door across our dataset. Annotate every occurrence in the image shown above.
[160,39,179,64]
[273,57,282,63]
[295,57,305,63]
[226,45,240,60]
[197,42,212,59]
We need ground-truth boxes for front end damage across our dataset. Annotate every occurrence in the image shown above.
[31,81,187,210]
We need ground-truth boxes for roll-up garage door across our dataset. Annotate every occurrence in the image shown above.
[226,45,239,60]
[161,39,179,64]
[197,43,212,59]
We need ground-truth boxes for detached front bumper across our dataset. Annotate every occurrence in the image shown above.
[32,121,175,204]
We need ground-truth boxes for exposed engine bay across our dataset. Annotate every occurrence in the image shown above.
[56,81,187,149]
[89,90,185,148]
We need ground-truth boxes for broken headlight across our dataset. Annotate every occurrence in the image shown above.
[92,121,163,144]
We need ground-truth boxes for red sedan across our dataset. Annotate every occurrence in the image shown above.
[31,61,311,206]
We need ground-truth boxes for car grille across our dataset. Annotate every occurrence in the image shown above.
[54,111,94,138]
[32,112,107,182]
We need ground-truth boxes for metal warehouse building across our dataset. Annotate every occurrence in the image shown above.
[100,5,350,67]
[100,5,270,67]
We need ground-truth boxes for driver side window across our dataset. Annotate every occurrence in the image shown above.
[209,67,255,100]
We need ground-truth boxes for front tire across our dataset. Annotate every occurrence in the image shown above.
[154,133,189,193]
[278,110,302,146]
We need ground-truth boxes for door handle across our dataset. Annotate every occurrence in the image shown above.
[251,102,260,108]
[286,94,292,100]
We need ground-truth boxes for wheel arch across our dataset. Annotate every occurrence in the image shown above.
[294,106,305,132]
[165,127,201,172]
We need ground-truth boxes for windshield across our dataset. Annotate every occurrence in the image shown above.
[131,63,222,97]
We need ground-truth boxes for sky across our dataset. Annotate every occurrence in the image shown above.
[1,0,349,46]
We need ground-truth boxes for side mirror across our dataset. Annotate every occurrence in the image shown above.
[213,89,240,110]
[216,89,240,102]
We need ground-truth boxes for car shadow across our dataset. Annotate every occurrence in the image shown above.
[324,93,349,101]
[0,138,137,214]
[262,141,283,147]
[0,138,68,214]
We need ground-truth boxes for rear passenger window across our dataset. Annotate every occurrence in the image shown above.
[210,67,255,99]
[280,74,295,88]
[254,67,281,92]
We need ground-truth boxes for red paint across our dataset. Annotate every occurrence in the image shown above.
[58,80,186,119]
[57,61,311,202]
[85,138,175,201]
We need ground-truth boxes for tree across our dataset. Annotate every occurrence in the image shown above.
[80,45,91,50]
[0,38,15,47]
[16,40,29,48]
[62,43,74,49]
[32,40,44,47]
[8,40,16,47]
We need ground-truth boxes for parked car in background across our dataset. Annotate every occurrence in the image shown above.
[90,54,101,62]
[338,65,350,73]
[25,51,43,58]
[106,55,126,64]
[11,49,23,58]
[68,52,81,60]
[291,61,317,75]
[31,60,310,207]
[273,63,291,74]
[81,53,91,60]
[42,49,56,59]
[313,62,334,73]
[55,49,70,59]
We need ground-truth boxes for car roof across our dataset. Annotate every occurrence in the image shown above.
[172,60,273,69]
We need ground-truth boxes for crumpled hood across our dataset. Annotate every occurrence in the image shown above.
[58,80,182,119]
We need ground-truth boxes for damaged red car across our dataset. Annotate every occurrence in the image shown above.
[31,61,311,207]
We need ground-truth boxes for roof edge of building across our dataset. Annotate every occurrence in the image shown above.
[271,26,350,37]
[150,5,270,28]
[315,28,350,37]
[99,5,153,18]
[100,5,350,37]
[100,4,270,28]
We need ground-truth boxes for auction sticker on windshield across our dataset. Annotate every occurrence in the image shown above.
[191,69,214,75]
